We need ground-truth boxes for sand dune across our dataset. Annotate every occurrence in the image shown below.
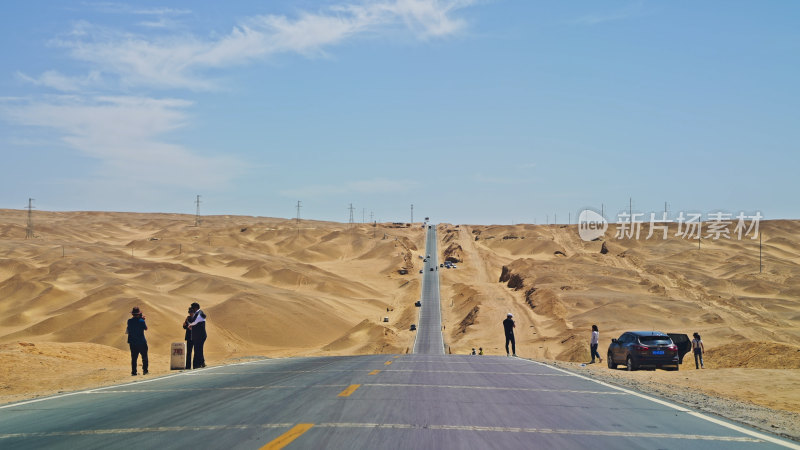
[0,210,426,403]
[2,210,799,417]
[438,222,800,362]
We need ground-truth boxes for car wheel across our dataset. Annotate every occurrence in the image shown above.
[626,356,636,371]
[607,353,616,369]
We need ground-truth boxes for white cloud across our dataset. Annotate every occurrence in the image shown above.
[17,70,103,92]
[53,0,474,90]
[280,178,419,198]
[3,96,243,188]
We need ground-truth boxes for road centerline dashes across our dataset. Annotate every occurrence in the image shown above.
[337,384,361,397]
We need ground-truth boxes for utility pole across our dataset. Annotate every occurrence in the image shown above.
[568,212,571,225]
[25,198,35,239]
[410,204,414,223]
[296,201,302,224]
[759,231,763,273]
[664,201,668,219]
[194,195,202,227]
[348,203,355,227]
[362,208,365,223]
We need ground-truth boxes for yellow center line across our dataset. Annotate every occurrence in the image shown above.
[384,361,393,365]
[368,370,380,375]
[393,355,400,358]
[259,423,314,450]
[337,384,361,397]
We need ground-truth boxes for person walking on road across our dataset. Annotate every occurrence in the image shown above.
[503,313,516,357]
[478,347,484,355]
[590,325,603,364]
[126,306,148,376]
[187,302,207,369]
[692,332,705,369]
[182,306,194,369]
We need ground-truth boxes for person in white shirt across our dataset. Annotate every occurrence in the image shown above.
[590,324,602,364]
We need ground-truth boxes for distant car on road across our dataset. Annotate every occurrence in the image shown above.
[429,267,434,271]
[410,324,417,331]
[419,270,423,273]
[607,331,679,371]
[415,301,421,307]
[440,263,444,268]
[423,258,427,262]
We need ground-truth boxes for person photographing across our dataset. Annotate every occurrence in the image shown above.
[126,306,148,376]
[503,313,516,357]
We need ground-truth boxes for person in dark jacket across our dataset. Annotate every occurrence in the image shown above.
[126,306,148,376]
[503,313,516,357]
[187,302,207,369]
[692,332,705,369]
[182,306,194,370]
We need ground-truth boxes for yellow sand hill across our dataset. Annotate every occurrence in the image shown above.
[0,210,424,403]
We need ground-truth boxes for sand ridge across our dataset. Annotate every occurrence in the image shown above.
[0,210,426,403]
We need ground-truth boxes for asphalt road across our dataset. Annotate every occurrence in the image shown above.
[413,225,444,355]
[1,355,795,449]
[2,226,797,449]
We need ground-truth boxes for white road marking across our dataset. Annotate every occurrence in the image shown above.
[0,357,284,410]
[86,384,350,393]
[0,422,765,443]
[0,424,294,439]
[316,422,762,442]
[522,359,800,449]
[364,383,625,395]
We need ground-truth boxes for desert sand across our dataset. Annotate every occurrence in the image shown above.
[0,210,423,403]
[436,221,800,422]
[1,211,799,435]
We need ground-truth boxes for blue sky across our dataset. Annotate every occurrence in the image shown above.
[1,1,798,224]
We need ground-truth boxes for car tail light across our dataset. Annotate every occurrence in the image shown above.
[633,345,649,352]
[668,344,677,351]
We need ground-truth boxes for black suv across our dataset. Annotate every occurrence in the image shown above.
[607,331,679,371]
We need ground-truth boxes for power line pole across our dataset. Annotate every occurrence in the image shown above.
[362,208,365,224]
[194,195,202,227]
[410,204,414,223]
[25,198,35,239]
[348,203,355,227]
[296,201,302,225]
[759,231,763,273]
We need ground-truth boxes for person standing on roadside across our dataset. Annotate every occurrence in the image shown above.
[503,313,516,357]
[182,306,194,370]
[590,325,603,364]
[692,332,705,369]
[126,306,148,376]
[187,302,207,369]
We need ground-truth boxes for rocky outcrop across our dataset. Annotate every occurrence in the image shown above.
[443,242,463,263]
[457,306,480,334]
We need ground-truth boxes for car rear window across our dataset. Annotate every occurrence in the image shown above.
[639,335,671,344]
